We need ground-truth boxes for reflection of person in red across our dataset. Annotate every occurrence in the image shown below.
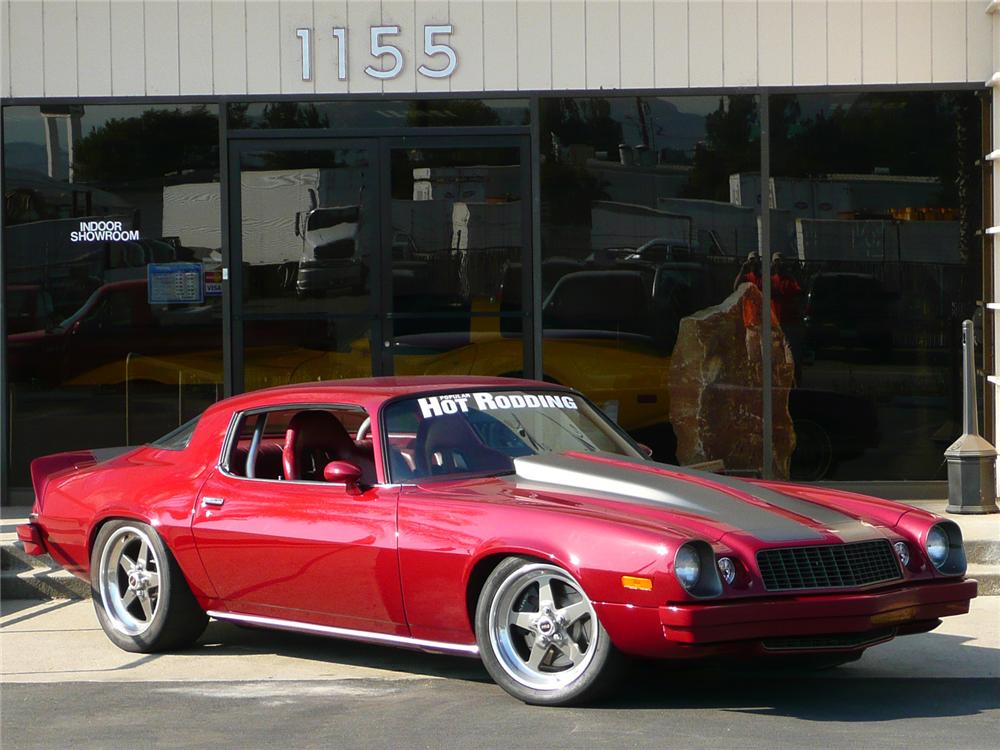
[733,251,762,291]
[770,253,803,331]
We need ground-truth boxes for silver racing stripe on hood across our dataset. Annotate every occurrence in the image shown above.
[512,452,870,542]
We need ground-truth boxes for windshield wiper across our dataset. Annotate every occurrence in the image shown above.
[509,412,548,452]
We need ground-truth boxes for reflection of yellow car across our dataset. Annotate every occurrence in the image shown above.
[70,327,672,435]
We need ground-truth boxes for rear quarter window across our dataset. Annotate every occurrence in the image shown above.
[150,417,200,450]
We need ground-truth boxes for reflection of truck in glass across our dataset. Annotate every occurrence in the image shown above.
[293,191,366,297]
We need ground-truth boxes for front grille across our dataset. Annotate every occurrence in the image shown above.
[762,629,896,652]
[756,539,901,592]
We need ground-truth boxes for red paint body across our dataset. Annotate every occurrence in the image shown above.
[19,376,977,659]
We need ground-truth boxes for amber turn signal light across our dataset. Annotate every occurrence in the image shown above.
[621,575,654,591]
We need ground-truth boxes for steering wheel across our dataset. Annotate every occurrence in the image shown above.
[356,416,371,441]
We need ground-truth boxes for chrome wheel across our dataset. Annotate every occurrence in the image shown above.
[488,564,599,691]
[98,526,161,636]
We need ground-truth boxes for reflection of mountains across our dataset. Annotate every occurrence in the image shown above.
[609,98,708,155]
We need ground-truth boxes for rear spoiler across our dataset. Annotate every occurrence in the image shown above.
[29,446,135,510]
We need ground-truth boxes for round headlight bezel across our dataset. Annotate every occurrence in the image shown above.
[674,545,701,590]
[925,525,949,568]
[672,541,723,598]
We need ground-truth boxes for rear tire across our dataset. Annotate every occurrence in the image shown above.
[475,556,624,706]
[90,520,208,653]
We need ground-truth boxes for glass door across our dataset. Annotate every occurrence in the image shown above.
[378,137,531,378]
[229,135,531,391]
[231,139,382,391]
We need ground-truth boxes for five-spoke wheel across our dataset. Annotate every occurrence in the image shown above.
[476,557,623,705]
[99,526,161,636]
[90,520,207,652]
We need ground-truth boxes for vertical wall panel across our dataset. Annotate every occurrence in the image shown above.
[212,0,247,94]
[827,0,862,85]
[245,0,281,94]
[757,0,791,85]
[897,0,932,83]
[551,0,586,90]
[517,0,552,90]
[414,0,451,92]
[449,0,484,92]
[380,0,417,94]
[862,0,896,83]
[43,0,78,97]
[723,0,757,87]
[110,0,146,95]
[969,0,993,83]
[145,0,180,95]
[483,0,517,91]
[178,1,213,95]
[1,0,10,98]
[346,0,382,94]
[278,0,314,94]
[620,0,654,89]
[689,0,723,88]
[791,0,826,85]
[9,0,44,97]
[586,0,620,90]
[77,0,112,96]
[313,0,348,94]
[931,0,966,82]
[653,0,688,88]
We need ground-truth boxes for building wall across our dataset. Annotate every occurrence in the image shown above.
[1,0,994,99]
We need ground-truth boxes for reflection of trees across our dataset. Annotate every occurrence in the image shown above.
[74,106,218,182]
[406,99,502,127]
[683,96,759,202]
[539,99,620,226]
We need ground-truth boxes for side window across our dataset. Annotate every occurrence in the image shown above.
[224,405,373,484]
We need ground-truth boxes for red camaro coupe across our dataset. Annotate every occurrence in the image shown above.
[18,376,976,705]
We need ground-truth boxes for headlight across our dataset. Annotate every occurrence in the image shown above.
[893,541,910,567]
[674,545,701,590]
[717,557,737,585]
[926,526,949,568]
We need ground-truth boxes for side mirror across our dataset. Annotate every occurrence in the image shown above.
[294,211,302,237]
[324,460,363,494]
[637,443,654,459]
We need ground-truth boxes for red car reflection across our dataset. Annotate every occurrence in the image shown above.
[18,376,976,705]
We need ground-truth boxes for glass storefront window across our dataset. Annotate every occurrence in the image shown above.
[538,96,768,476]
[3,104,223,487]
[229,99,530,130]
[769,92,984,481]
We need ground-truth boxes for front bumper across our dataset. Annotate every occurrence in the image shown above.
[296,260,363,292]
[595,578,977,658]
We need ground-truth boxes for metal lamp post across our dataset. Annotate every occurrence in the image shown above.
[944,320,999,514]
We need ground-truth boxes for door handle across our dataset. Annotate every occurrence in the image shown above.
[202,496,225,507]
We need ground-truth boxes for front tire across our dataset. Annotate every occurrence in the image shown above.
[90,520,208,653]
[475,557,624,706]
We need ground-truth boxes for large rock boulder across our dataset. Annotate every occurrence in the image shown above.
[668,283,796,478]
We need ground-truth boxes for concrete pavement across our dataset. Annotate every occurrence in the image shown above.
[2,597,998,750]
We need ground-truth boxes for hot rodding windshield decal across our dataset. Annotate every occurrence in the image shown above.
[417,392,578,418]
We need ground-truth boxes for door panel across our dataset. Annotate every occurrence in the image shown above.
[191,469,405,634]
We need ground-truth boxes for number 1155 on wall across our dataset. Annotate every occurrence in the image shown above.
[296,25,457,81]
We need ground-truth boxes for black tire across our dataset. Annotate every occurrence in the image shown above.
[90,520,208,653]
[474,556,625,706]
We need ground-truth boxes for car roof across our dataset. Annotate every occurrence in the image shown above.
[204,375,560,415]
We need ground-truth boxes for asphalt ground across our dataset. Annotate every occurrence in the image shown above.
[2,598,998,750]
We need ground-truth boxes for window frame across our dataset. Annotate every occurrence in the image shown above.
[218,401,374,485]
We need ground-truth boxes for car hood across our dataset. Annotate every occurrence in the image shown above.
[500,451,881,544]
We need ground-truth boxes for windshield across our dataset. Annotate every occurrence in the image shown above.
[382,389,642,482]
